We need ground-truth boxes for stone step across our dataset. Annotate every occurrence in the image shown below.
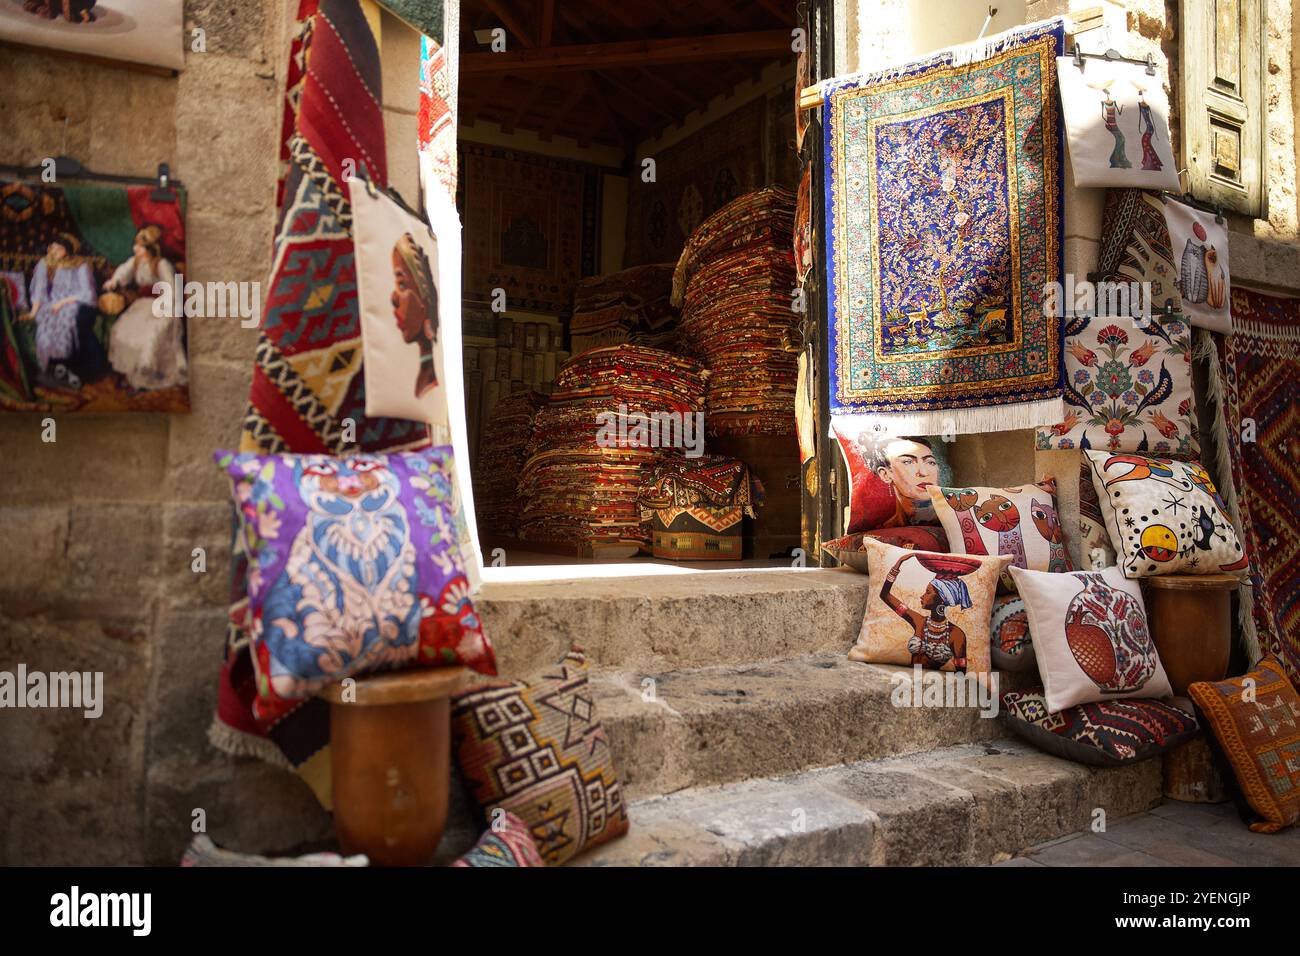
[477,567,869,675]
[573,738,1164,866]
[591,652,1036,800]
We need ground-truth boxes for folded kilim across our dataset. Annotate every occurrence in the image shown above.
[1210,288,1300,684]
[571,263,678,354]
[824,19,1066,434]
[674,185,798,437]
[518,345,706,548]
[210,0,452,804]
[639,455,760,519]
[473,389,547,539]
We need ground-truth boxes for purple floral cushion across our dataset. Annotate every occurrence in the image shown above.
[216,447,495,719]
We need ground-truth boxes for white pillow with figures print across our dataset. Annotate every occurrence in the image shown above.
[1011,565,1173,714]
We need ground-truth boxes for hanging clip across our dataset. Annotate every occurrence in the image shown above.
[1072,44,1085,69]
[977,6,998,42]
[1214,204,1225,224]
[1145,52,1156,75]
[150,162,177,203]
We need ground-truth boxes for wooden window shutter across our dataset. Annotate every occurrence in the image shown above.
[1180,0,1266,217]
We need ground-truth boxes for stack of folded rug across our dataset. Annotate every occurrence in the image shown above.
[569,263,679,355]
[518,344,706,550]
[673,185,798,436]
[473,390,548,540]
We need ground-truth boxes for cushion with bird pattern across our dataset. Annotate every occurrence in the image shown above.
[1083,450,1248,580]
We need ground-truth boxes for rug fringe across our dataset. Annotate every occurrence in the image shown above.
[823,16,1066,96]
[832,395,1065,438]
[1196,327,1262,665]
[207,718,293,770]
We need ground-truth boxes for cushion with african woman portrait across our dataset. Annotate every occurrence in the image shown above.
[349,178,453,432]
[849,537,1010,675]
[1011,565,1172,713]
[215,446,496,722]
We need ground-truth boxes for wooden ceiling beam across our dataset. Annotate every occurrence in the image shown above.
[480,0,535,49]
[539,0,554,47]
[635,68,704,119]
[755,0,794,24]
[461,29,794,74]
[595,70,679,127]
[540,81,588,141]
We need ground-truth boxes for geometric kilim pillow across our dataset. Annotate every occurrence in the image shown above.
[1084,449,1249,579]
[450,648,629,865]
[1188,660,1300,833]
[451,811,546,867]
[1001,688,1199,767]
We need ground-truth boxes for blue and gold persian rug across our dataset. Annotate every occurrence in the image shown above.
[824,19,1066,434]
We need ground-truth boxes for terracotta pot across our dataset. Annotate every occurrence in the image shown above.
[1141,573,1238,696]
[320,667,468,866]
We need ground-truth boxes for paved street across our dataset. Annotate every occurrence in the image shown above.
[996,800,1300,866]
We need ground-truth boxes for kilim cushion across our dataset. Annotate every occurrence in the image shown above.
[1188,660,1300,833]
[1012,565,1172,713]
[451,811,545,868]
[1001,689,1198,767]
[849,538,1009,675]
[451,648,629,865]
[215,446,495,720]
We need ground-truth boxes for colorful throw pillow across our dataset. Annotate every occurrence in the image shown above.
[1162,195,1232,333]
[451,811,545,867]
[832,422,952,533]
[216,447,496,720]
[848,537,1009,674]
[1188,660,1300,833]
[991,594,1035,672]
[822,525,950,574]
[1002,689,1198,767]
[1084,450,1248,579]
[1011,565,1173,712]
[1078,457,1118,570]
[1036,313,1198,455]
[929,478,1073,591]
[451,648,629,865]
[1055,56,1181,192]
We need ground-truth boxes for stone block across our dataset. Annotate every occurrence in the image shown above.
[380,10,423,115]
[0,415,169,504]
[164,358,253,502]
[146,606,228,764]
[66,502,163,612]
[175,56,278,220]
[183,209,274,364]
[384,107,421,203]
[160,501,236,610]
[145,756,333,865]
[0,505,69,598]
[185,0,272,63]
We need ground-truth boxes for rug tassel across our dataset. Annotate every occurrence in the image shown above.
[207,718,293,770]
[832,395,1065,439]
[822,16,1066,97]
[1196,328,1262,665]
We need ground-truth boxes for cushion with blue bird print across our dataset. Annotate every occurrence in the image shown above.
[1084,450,1248,580]
[929,477,1074,593]
[1036,313,1198,456]
[216,446,496,719]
